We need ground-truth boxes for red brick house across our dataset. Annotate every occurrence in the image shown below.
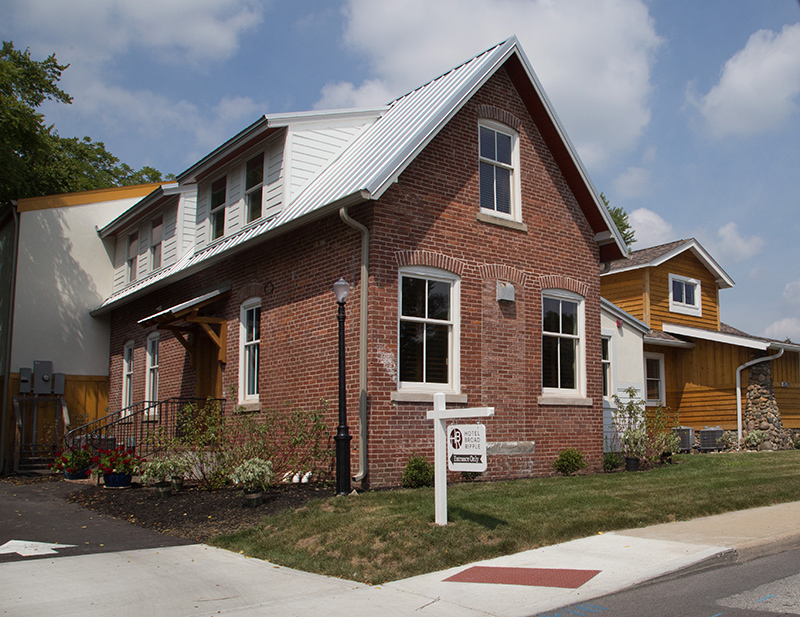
[91,37,627,487]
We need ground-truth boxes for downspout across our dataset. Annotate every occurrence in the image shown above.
[0,203,20,474]
[736,348,784,445]
[339,207,369,483]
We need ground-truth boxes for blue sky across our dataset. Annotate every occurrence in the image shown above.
[3,0,800,339]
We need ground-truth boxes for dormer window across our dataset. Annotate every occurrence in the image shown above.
[210,176,227,240]
[245,153,264,224]
[127,231,139,283]
[479,121,520,221]
[150,216,163,270]
[669,274,702,317]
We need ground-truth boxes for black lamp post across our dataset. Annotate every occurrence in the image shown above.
[333,277,352,496]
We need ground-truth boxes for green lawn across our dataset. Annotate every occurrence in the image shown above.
[211,450,800,584]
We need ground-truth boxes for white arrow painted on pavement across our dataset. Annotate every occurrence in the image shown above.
[0,540,77,556]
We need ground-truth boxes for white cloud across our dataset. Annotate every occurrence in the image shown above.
[689,23,800,138]
[315,79,395,110]
[708,222,764,264]
[327,0,663,169]
[762,317,800,342]
[612,166,651,199]
[628,208,673,248]
[783,280,800,304]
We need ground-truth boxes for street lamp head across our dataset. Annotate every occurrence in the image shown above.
[333,278,350,304]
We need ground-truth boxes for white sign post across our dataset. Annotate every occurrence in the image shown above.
[427,392,494,525]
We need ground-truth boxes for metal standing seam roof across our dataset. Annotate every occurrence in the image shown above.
[94,36,624,314]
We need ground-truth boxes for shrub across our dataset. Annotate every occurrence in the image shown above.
[552,448,588,476]
[602,451,624,472]
[744,429,767,449]
[720,431,740,450]
[230,457,274,492]
[402,455,434,488]
[612,387,680,465]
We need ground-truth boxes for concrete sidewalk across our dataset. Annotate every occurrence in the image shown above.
[2,501,799,617]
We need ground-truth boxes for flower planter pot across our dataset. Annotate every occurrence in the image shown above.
[625,457,640,472]
[64,469,90,480]
[243,490,264,508]
[153,482,172,498]
[104,473,132,488]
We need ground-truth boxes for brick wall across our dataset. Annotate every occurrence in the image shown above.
[107,65,604,489]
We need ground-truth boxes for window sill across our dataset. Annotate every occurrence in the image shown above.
[537,394,593,407]
[236,401,261,413]
[391,391,468,404]
[476,211,528,232]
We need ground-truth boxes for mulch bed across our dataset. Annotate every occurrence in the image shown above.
[2,474,334,542]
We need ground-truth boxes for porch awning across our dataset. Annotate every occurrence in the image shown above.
[138,282,232,327]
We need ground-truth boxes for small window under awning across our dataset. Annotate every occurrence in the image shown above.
[138,282,232,327]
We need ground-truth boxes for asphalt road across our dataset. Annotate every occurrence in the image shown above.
[0,479,189,563]
[537,547,800,617]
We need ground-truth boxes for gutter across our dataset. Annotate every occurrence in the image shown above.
[339,207,369,484]
[736,348,784,444]
[0,203,20,473]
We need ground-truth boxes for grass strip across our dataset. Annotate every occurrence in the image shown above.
[211,450,800,584]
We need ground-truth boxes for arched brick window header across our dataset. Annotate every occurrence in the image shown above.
[537,274,589,298]
[476,104,521,131]
[238,283,263,304]
[394,250,466,277]
[479,263,528,286]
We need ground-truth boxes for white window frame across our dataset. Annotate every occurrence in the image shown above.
[209,175,227,241]
[126,231,139,283]
[669,273,702,317]
[145,332,159,404]
[244,152,264,225]
[541,289,585,398]
[601,334,613,399]
[122,340,134,413]
[239,297,261,404]
[644,352,666,406]
[397,267,461,394]
[150,215,163,271]
[478,120,521,222]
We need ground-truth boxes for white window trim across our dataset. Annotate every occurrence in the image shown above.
[239,297,261,405]
[122,340,134,413]
[669,273,702,317]
[601,331,614,400]
[145,332,159,404]
[209,175,227,242]
[478,119,521,223]
[396,266,461,395]
[644,351,666,406]
[541,289,586,399]
[244,152,265,226]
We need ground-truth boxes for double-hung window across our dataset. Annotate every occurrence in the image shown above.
[122,341,134,413]
[210,176,227,241]
[127,232,139,283]
[240,298,261,403]
[244,153,264,224]
[645,352,665,405]
[150,216,163,271]
[398,268,459,391]
[669,273,702,317]
[479,121,519,220]
[145,333,159,404]
[542,291,584,394]
[601,336,612,398]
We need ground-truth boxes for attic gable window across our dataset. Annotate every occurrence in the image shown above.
[245,152,264,224]
[210,176,227,241]
[127,231,139,283]
[150,216,163,271]
[479,121,520,221]
[669,273,702,317]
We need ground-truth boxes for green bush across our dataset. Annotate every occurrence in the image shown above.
[552,448,588,476]
[602,451,624,472]
[402,455,434,488]
[744,429,767,449]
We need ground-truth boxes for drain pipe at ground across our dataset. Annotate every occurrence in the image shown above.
[339,207,369,484]
[736,348,783,445]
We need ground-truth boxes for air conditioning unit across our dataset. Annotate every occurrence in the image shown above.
[673,427,695,453]
[699,427,724,451]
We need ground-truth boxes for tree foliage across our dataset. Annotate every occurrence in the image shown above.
[1,41,163,206]
[600,192,636,248]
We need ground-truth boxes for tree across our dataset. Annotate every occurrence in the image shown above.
[600,192,636,248]
[1,41,163,206]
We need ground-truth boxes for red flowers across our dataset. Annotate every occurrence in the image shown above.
[50,445,93,473]
[94,447,145,475]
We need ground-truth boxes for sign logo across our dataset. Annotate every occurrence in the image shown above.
[447,424,487,472]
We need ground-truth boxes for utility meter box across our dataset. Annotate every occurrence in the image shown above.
[33,361,54,395]
[19,368,32,393]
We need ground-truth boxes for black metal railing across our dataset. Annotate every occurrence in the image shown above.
[64,397,226,461]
